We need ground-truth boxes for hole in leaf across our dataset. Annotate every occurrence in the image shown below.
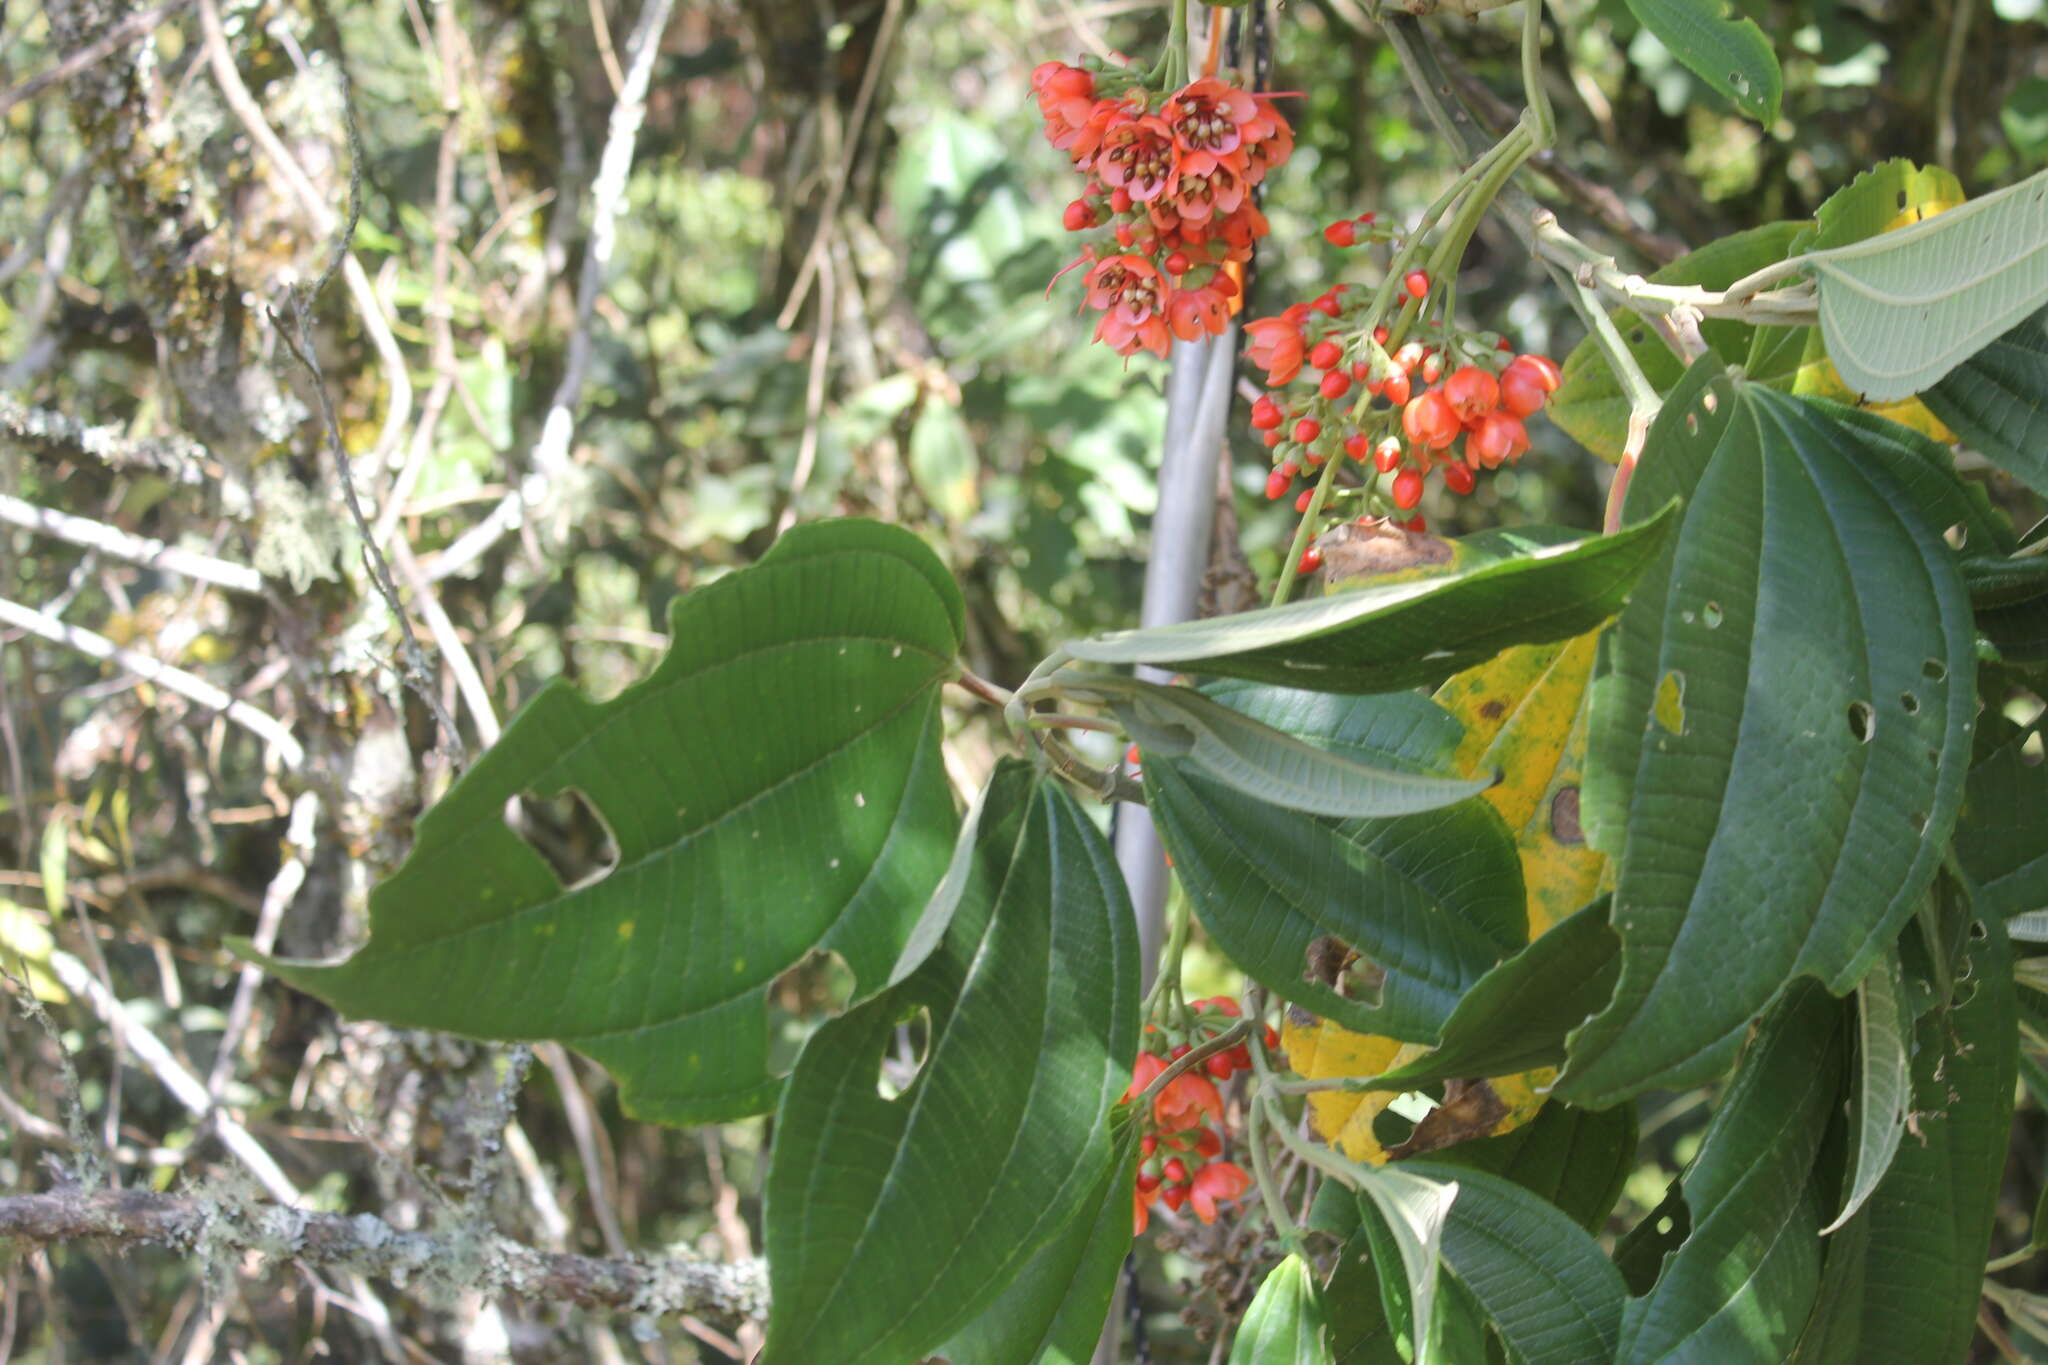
[505,789,619,890]
[1730,72,1749,92]
[1847,701,1876,744]
[771,947,857,1017]
[2024,731,2045,765]
[1655,1216,1675,1236]
[1900,691,1919,715]
[1702,602,1723,629]
[1702,391,1719,413]
[1305,937,1386,1006]
[1685,412,1699,435]
[1968,920,1990,941]
[1924,658,1948,683]
[876,1006,933,1101]
[1944,525,1968,550]
[1629,329,1646,345]
[1372,1104,1421,1149]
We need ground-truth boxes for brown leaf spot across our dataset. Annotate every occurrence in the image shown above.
[1386,1078,1510,1160]
[1479,699,1507,720]
[1550,786,1584,845]
[1315,520,1454,587]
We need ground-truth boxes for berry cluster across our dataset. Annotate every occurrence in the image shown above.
[1242,247,1561,550]
[1033,61,1293,358]
[1123,996,1273,1233]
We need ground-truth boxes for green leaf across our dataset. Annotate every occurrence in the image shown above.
[1566,363,1976,1104]
[1851,904,2018,1361]
[1145,740,1525,1043]
[1807,167,2048,400]
[1801,160,1968,256]
[1621,0,1782,123]
[1092,678,1490,818]
[1964,553,2048,609]
[1367,896,1620,1089]
[249,519,963,1124]
[1615,982,1846,1364]
[1954,718,2048,919]
[1323,1229,1406,1365]
[1230,1255,1335,1365]
[759,762,1140,1365]
[1551,221,1809,462]
[1427,1098,1637,1234]
[1064,515,1679,695]
[932,1127,1138,1365]
[909,399,980,524]
[1924,305,2048,498]
[1820,948,1911,1234]
[1353,1166,1459,1365]
[1403,1163,1628,1365]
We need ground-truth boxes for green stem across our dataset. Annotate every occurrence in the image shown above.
[1247,1089,1306,1254]
[1549,259,1661,534]
[1141,887,1194,1020]
[1133,1019,1251,1113]
[1149,0,1191,90]
[1521,0,1555,150]
[1269,442,1350,605]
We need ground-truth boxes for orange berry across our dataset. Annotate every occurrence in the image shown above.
[1443,366,1501,424]
[1404,270,1430,299]
[1392,467,1424,509]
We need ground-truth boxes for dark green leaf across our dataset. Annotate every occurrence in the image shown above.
[1144,753,1524,1043]
[1964,554,2048,609]
[1615,983,1845,1364]
[760,762,1139,1365]
[1404,1163,1628,1365]
[249,519,963,1124]
[1229,1255,1334,1365]
[1851,905,2018,1362]
[1367,897,1619,1088]
[1613,1179,1690,1297]
[1065,514,1678,695]
[1323,1229,1405,1365]
[1428,1098,1637,1234]
[1925,306,2048,497]
[1821,949,1911,1234]
[1566,364,1976,1104]
[1620,0,1782,123]
[1954,718,2048,919]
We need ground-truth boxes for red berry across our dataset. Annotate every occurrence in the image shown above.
[1404,270,1430,299]
[1320,369,1352,400]
[1194,1127,1224,1158]
[1294,418,1322,444]
[1420,351,1443,386]
[1403,515,1427,532]
[1263,430,1284,448]
[1250,395,1283,430]
[1110,188,1133,214]
[1443,366,1501,424]
[1373,326,1390,345]
[1141,1134,1158,1158]
[1381,369,1412,406]
[1373,436,1404,473]
[1136,1172,1161,1194]
[1171,1043,1191,1060]
[1294,489,1314,513]
[1309,339,1343,371]
[1469,412,1530,467]
[1499,354,1563,418]
[1265,471,1289,500]
[1403,390,1462,450]
[1351,361,1373,382]
[1357,212,1377,226]
[1205,1053,1236,1079]
[1115,223,1135,247]
[1126,743,1142,767]
[1298,546,1323,575]
[1323,219,1358,247]
[1162,1185,1188,1212]
[1393,342,1426,374]
[1163,1158,1188,1184]
[1392,467,1424,509]
[1278,461,1301,478]
[1343,432,1371,462]
[1262,1024,1279,1049]
[1063,199,1096,231]
[1443,462,1476,495]
[1164,251,1191,276]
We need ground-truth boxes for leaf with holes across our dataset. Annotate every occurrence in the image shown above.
[1402,1163,1628,1365]
[1064,514,1677,695]
[1146,692,1525,1044]
[760,761,1139,1365]
[1427,1098,1637,1235]
[1807,166,2048,400]
[1229,1255,1334,1365]
[1615,983,1845,1363]
[1565,362,1976,1105]
[1622,0,1781,123]
[247,519,964,1124]
[1924,304,2048,497]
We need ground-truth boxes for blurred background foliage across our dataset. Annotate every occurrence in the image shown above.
[2,0,2046,1359]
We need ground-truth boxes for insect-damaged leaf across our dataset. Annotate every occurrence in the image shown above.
[248,519,965,1123]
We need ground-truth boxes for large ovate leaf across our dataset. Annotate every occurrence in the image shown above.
[760,761,1139,1365]
[1090,677,1489,818]
[932,1127,1139,1365]
[1806,166,2048,400]
[1621,0,1781,123]
[249,519,963,1124]
[1851,901,2019,1362]
[1955,718,2048,918]
[1552,221,1808,461]
[1065,514,1678,695]
[1615,983,1845,1364]
[1565,362,1976,1104]
[1925,305,2048,497]
[1435,633,1607,937]
[1429,1098,1637,1234]
[1323,1229,1406,1365]
[1352,1165,1460,1365]
[1820,948,1911,1234]
[1229,1255,1334,1365]
[1404,1162,1628,1365]
[1147,708,1525,1042]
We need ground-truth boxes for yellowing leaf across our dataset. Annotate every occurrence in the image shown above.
[1282,1012,1428,1164]
[0,899,65,1003]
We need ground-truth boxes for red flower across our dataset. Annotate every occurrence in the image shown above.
[1134,1185,1154,1235]
[1097,114,1180,204]
[1162,77,1261,161]
[1167,150,1246,223]
[1153,1069,1224,1131]
[1168,285,1229,341]
[1123,1050,1167,1104]
[1239,99,1294,184]
[1244,316,1306,386]
[1189,1161,1252,1223]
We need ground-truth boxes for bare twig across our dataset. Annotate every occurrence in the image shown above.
[0,395,210,483]
[0,0,194,121]
[0,597,303,769]
[0,1189,768,1331]
[426,0,678,583]
[0,491,263,595]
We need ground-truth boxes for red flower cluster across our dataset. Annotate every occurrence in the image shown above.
[1034,61,1293,357]
[1122,996,1274,1233]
